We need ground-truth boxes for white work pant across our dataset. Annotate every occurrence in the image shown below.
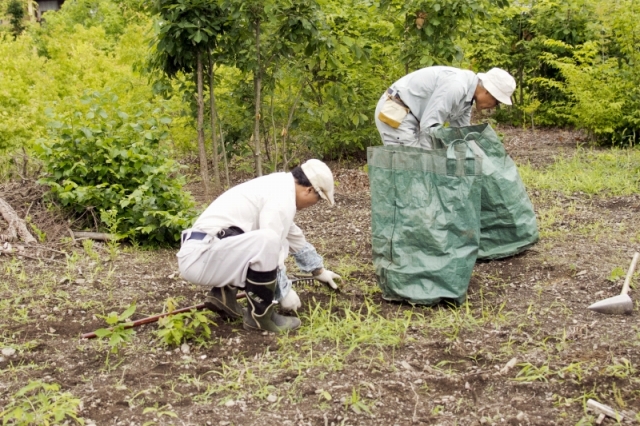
[374,92,421,147]
[176,229,280,288]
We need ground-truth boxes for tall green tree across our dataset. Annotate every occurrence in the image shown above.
[379,0,508,73]
[6,0,26,38]
[220,0,325,176]
[148,0,229,196]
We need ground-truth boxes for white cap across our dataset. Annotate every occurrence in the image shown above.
[300,159,335,206]
[477,68,516,105]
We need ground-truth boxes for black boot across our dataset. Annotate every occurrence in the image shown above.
[204,286,243,320]
[243,268,301,333]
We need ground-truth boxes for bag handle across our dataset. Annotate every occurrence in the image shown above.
[446,140,482,177]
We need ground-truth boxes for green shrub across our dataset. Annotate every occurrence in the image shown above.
[34,91,196,245]
[541,39,640,146]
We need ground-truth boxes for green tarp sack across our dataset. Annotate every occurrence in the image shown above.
[432,124,539,259]
[367,141,483,305]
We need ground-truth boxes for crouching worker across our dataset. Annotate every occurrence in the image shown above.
[177,159,341,333]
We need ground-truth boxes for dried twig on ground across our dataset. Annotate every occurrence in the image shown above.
[72,231,115,242]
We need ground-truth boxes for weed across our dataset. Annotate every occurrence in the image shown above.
[431,405,445,415]
[605,358,635,379]
[82,239,100,261]
[94,303,137,354]
[608,266,626,282]
[288,297,415,365]
[514,363,551,382]
[155,299,216,346]
[0,380,83,425]
[519,148,640,196]
[556,362,587,384]
[27,217,47,242]
[612,383,626,409]
[142,403,178,425]
[344,387,373,416]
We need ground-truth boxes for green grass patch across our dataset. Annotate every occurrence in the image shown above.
[278,297,417,369]
[520,148,640,196]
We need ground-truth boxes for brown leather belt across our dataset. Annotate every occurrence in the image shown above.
[386,88,409,109]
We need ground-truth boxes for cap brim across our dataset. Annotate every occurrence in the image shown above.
[498,96,512,106]
[318,190,335,206]
[478,74,512,105]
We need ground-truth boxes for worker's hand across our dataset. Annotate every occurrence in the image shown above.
[280,289,301,311]
[313,268,341,290]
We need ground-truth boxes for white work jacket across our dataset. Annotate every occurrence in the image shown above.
[192,172,307,268]
[392,66,479,131]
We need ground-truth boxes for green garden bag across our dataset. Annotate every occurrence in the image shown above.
[432,124,539,259]
[367,142,483,305]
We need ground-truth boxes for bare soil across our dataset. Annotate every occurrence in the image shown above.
[1,126,639,426]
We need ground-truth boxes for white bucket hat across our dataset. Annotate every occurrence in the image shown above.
[477,68,516,105]
[300,159,335,206]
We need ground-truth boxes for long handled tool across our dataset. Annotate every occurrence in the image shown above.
[81,292,247,339]
[81,277,318,339]
[588,252,639,315]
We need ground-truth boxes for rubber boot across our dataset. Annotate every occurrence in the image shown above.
[204,285,243,320]
[243,268,301,333]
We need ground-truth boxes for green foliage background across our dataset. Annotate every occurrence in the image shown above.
[1,0,639,242]
[34,91,196,244]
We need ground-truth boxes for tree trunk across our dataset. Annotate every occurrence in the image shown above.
[253,17,263,177]
[282,82,306,171]
[270,92,278,171]
[196,51,211,199]
[218,118,230,188]
[27,0,34,21]
[0,197,36,244]
[208,53,220,191]
[518,66,524,106]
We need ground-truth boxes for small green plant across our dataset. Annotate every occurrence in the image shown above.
[27,217,47,242]
[82,239,100,261]
[431,405,444,415]
[0,380,84,425]
[94,303,137,353]
[605,358,635,379]
[514,363,551,382]
[142,403,178,425]
[344,387,372,416]
[102,208,122,261]
[155,300,216,346]
[608,266,626,282]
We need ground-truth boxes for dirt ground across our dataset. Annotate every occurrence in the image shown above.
[0,126,639,425]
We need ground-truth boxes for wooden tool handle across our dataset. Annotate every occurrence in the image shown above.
[81,292,247,339]
[621,252,640,296]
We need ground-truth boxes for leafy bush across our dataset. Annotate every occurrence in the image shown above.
[35,91,196,244]
[541,40,640,145]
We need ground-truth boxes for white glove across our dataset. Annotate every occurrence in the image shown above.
[314,269,342,290]
[280,289,301,311]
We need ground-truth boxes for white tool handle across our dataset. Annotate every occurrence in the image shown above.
[621,252,640,296]
[587,399,624,421]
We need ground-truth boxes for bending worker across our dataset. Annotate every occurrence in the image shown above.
[176,159,341,333]
[375,66,516,149]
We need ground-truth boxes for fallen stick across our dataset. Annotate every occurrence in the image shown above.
[72,231,115,242]
[0,249,67,265]
[81,292,247,339]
